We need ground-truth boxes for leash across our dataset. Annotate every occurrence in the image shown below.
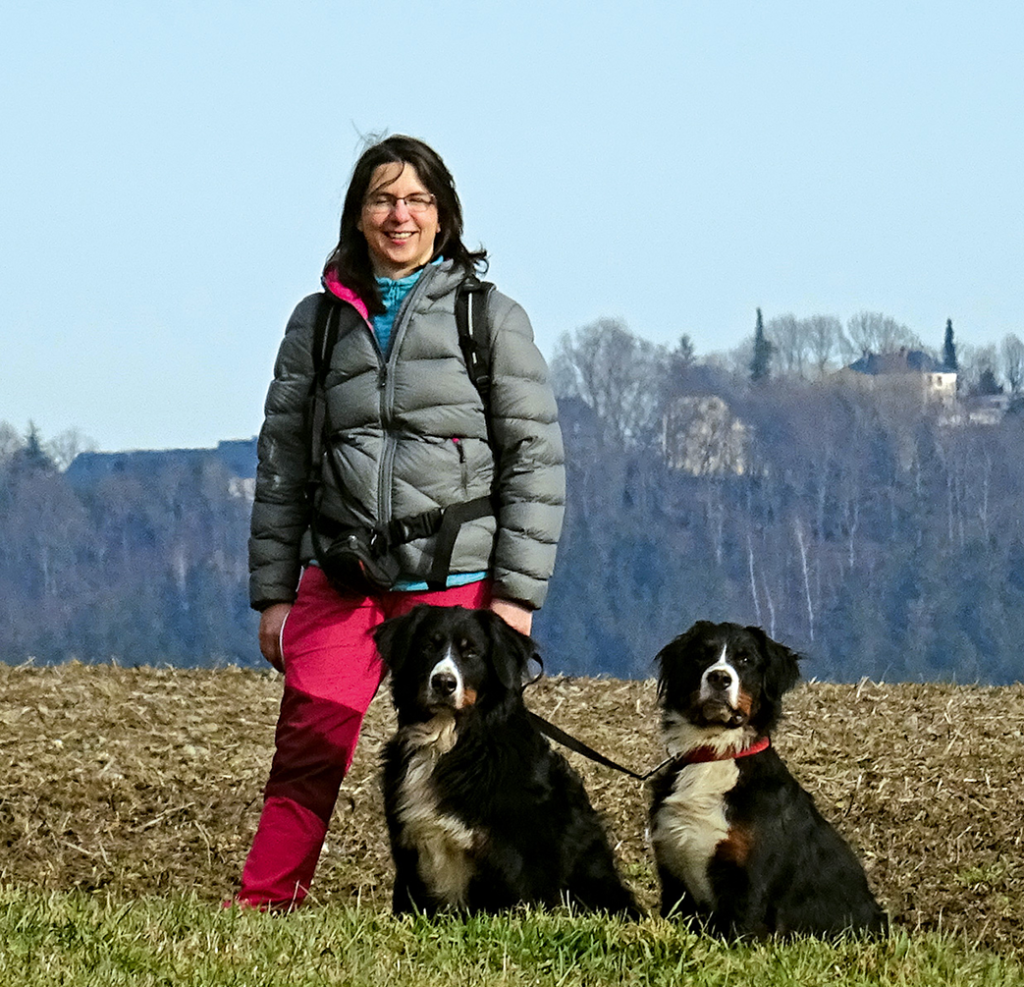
[521,657,770,782]
[528,710,770,782]
[527,711,654,780]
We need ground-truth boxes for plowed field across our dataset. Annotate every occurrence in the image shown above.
[2,664,1021,956]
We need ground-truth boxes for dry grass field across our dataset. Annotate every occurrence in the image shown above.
[1,663,1022,958]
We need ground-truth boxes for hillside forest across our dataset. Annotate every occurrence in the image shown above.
[2,313,1023,683]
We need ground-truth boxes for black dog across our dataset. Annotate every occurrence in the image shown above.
[649,621,887,938]
[375,605,641,918]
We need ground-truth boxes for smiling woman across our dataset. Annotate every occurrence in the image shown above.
[233,134,566,911]
[356,164,440,279]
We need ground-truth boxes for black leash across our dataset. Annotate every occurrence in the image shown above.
[527,711,677,782]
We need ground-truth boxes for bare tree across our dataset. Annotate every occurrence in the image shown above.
[957,343,999,395]
[804,315,845,377]
[551,318,669,447]
[845,311,921,355]
[0,420,23,464]
[45,427,99,472]
[767,314,809,378]
[1000,333,1024,394]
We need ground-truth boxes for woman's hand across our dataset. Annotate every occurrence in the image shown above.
[258,603,292,672]
[489,598,533,637]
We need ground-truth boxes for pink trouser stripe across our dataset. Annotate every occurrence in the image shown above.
[236,567,491,907]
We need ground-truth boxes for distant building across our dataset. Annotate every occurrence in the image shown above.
[66,438,258,500]
[834,348,1015,427]
[662,395,750,476]
[837,348,958,407]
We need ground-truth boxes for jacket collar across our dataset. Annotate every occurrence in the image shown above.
[321,259,463,317]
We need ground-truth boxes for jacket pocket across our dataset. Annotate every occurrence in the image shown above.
[451,437,469,492]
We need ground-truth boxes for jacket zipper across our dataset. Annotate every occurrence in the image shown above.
[376,265,438,525]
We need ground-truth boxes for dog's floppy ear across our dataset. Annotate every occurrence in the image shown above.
[479,609,535,691]
[746,625,802,701]
[374,605,433,677]
[655,621,715,698]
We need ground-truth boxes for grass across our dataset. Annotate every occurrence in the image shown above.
[2,889,1022,987]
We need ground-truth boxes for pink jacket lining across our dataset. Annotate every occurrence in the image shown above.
[322,269,369,322]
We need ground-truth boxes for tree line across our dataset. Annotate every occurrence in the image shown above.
[545,314,1023,683]
[2,311,1022,682]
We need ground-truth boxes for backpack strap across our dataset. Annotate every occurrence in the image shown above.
[306,293,343,500]
[455,275,496,420]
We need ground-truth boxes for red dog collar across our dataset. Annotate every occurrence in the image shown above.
[682,735,770,765]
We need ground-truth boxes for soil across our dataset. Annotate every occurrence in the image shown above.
[1,664,1021,956]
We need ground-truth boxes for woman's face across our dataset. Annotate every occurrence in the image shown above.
[357,162,440,279]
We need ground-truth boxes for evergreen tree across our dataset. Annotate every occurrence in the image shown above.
[11,422,56,475]
[943,318,958,371]
[976,367,1003,396]
[750,308,772,382]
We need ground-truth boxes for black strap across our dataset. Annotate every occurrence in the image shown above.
[527,712,650,780]
[307,296,342,496]
[528,711,682,782]
[313,494,490,560]
[455,276,495,402]
[425,495,494,590]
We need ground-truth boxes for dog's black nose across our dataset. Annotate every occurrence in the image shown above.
[706,668,733,691]
[431,671,458,696]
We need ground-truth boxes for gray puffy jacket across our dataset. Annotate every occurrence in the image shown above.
[249,260,565,611]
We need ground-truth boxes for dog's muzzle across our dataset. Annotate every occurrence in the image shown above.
[697,699,748,728]
[697,659,747,726]
[425,655,477,711]
[430,668,458,698]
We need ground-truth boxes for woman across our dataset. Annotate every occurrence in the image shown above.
[236,135,565,909]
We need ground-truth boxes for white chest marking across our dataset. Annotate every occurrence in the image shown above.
[395,712,481,907]
[651,759,738,906]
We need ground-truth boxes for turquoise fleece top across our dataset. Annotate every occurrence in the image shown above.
[373,270,423,354]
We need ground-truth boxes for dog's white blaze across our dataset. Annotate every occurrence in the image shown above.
[699,646,740,708]
[651,759,739,907]
[429,651,465,708]
[395,711,481,907]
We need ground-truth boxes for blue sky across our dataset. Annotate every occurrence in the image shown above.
[2,1,1022,451]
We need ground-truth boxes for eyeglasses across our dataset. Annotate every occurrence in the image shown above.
[363,192,436,216]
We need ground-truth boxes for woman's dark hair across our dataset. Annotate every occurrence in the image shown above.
[325,134,487,315]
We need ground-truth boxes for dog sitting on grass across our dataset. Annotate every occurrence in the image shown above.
[649,620,887,938]
[375,605,641,918]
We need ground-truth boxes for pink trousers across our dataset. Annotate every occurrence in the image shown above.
[237,565,491,908]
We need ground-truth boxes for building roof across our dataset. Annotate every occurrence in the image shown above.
[65,438,257,489]
[847,349,948,376]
